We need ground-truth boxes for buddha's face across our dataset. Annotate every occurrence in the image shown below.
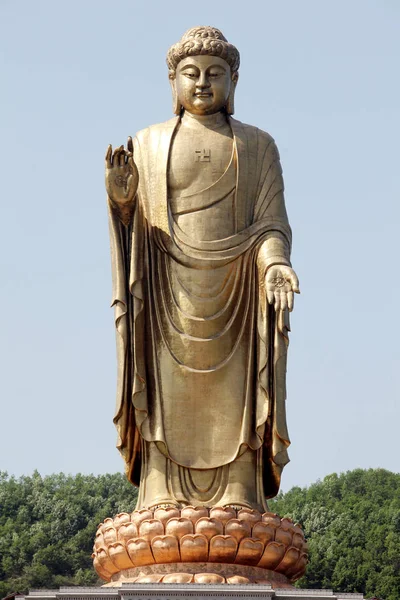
[174,55,236,116]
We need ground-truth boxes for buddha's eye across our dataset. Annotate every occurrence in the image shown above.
[184,72,197,78]
[209,72,222,78]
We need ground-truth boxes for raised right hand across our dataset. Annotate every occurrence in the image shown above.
[105,137,139,206]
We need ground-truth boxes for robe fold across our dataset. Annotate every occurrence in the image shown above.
[108,115,292,501]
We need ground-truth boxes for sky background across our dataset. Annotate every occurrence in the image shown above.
[0,0,399,495]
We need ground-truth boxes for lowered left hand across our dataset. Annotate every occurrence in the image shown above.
[265,265,300,312]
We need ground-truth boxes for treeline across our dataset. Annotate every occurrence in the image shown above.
[270,468,400,600]
[0,471,137,594]
[0,469,399,599]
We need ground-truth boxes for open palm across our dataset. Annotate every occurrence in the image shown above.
[265,265,300,311]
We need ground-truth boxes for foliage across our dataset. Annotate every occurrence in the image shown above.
[270,468,400,600]
[0,471,136,596]
[0,469,398,599]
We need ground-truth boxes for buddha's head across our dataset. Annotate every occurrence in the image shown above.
[167,26,240,116]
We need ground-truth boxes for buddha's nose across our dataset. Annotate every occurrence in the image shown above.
[197,72,211,89]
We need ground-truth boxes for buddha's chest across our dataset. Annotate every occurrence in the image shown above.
[168,124,234,197]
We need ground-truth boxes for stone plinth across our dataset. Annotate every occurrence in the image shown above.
[20,584,367,600]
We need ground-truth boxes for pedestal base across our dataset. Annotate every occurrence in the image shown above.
[92,506,308,584]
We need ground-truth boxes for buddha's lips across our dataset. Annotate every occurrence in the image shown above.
[195,92,213,98]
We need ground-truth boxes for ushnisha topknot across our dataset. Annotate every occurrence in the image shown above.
[166,26,240,74]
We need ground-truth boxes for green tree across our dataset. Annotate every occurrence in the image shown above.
[270,468,400,600]
[0,468,398,599]
[0,471,137,596]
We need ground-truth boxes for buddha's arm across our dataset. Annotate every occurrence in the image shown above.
[256,179,291,277]
[257,233,291,274]
[256,137,299,311]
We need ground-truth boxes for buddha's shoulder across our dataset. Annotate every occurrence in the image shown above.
[135,117,179,145]
[230,117,277,146]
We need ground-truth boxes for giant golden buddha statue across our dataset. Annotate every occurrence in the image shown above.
[96,26,306,586]
[105,26,300,514]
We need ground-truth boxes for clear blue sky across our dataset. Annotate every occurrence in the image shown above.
[1,0,399,494]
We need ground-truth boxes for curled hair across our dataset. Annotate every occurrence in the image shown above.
[167,26,240,74]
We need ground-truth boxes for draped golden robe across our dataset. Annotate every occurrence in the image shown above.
[108,115,292,509]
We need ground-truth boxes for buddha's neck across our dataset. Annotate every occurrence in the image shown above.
[181,110,229,130]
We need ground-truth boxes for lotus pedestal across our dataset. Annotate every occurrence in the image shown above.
[92,506,308,587]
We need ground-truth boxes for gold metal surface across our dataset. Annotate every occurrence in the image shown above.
[105,26,300,512]
[92,507,307,584]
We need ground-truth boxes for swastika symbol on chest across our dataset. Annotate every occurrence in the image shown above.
[194,149,211,162]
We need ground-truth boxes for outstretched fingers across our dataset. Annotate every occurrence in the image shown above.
[274,291,281,311]
[280,291,288,311]
[119,151,126,167]
[112,145,123,166]
[267,289,274,305]
[107,142,134,169]
[288,290,294,312]
[127,152,136,177]
[105,144,112,167]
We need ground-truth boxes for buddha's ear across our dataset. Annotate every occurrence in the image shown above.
[226,71,239,115]
[169,72,181,115]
